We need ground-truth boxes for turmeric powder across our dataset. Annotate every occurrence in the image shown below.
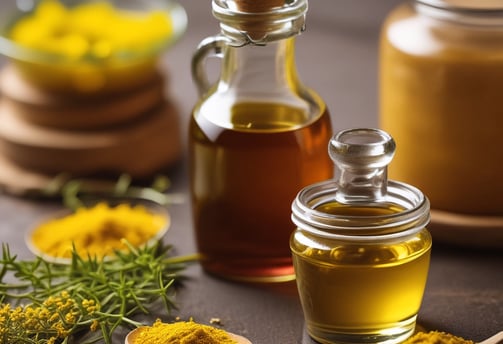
[403,331,474,344]
[131,320,239,344]
[30,202,168,260]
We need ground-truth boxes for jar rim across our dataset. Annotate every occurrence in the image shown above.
[414,0,503,28]
[291,180,430,242]
[415,0,503,26]
[417,0,503,11]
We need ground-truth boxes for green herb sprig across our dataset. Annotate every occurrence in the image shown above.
[41,173,185,211]
[0,241,198,344]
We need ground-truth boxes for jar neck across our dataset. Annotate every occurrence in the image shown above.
[212,0,307,44]
[415,0,503,26]
[329,128,396,203]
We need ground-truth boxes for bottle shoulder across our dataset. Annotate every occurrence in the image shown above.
[193,87,328,132]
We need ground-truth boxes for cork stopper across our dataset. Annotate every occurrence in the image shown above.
[234,0,286,13]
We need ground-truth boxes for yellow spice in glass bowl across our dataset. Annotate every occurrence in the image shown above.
[0,0,187,94]
[27,201,170,263]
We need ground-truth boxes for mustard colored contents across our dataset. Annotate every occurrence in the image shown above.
[31,202,168,260]
[9,0,173,61]
[133,320,238,344]
[380,4,503,215]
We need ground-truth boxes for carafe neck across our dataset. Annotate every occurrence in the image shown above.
[219,38,301,98]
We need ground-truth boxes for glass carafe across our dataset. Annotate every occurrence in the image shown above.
[190,0,333,282]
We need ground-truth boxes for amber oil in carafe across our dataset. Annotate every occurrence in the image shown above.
[291,128,431,344]
[190,0,333,282]
[191,102,332,281]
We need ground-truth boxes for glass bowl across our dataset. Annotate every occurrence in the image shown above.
[25,198,171,264]
[0,0,187,94]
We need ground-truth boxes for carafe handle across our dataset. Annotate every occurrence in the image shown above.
[191,35,231,96]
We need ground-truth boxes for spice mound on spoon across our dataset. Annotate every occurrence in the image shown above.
[403,331,474,344]
[404,331,503,344]
[125,320,252,344]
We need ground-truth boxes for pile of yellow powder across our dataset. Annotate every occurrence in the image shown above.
[133,320,238,344]
[30,202,168,260]
[403,331,474,344]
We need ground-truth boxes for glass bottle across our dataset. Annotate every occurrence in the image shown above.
[189,0,333,282]
[380,0,503,216]
[291,128,432,344]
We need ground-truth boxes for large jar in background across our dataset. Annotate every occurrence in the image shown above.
[189,0,333,282]
[379,0,503,217]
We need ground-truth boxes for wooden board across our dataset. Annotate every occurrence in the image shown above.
[0,101,182,194]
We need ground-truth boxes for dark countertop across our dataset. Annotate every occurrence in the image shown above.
[1,1,502,343]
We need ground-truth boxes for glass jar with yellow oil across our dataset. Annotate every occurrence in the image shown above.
[291,128,432,344]
[380,0,503,216]
[189,0,333,282]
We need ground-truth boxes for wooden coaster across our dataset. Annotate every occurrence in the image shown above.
[0,65,166,130]
[0,100,182,180]
[429,209,503,249]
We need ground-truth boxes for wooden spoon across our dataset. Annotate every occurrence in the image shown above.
[479,331,503,344]
[229,333,253,344]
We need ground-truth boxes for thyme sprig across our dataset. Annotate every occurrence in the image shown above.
[45,174,185,212]
[0,241,198,344]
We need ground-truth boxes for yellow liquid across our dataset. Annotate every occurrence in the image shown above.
[291,204,432,343]
[190,101,333,282]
